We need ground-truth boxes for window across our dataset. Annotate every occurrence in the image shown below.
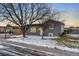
[49,24,54,29]
[30,27,36,32]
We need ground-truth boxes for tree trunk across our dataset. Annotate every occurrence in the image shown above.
[23,32,26,38]
[41,28,44,39]
[22,30,26,38]
[21,26,29,38]
[5,28,7,39]
[21,27,26,38]
[42,34,43,39]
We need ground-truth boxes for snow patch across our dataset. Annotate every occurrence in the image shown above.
[55,45,79,53]
[0,45,6,48]
[7,35,56,48]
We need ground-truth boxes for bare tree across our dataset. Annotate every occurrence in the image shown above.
[0,3,51,38]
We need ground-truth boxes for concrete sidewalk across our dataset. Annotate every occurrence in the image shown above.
[1,40,79,56]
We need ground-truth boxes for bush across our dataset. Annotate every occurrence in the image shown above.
[58,32,66,37]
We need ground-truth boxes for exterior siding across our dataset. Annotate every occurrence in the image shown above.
[53,23,62,36]
[0,26,22,35]
[13,29,22,35]
[61,25,64,33]
[44,22,64,36]
[0,27,5,33]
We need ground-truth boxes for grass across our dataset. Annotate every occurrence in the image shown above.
[56,35,75,43]
[56,35,79,48]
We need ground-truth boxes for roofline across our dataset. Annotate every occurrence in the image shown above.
[44,19,64,25]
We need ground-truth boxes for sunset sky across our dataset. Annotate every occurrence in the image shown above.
[50,3,79,27]
[0,3,79,27]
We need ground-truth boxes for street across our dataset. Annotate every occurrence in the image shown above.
[0,45,32,56]
[0,41,54,56]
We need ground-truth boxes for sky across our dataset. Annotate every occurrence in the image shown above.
[49,3,79,27]
[50,3,79,10]
[0,3,79,27]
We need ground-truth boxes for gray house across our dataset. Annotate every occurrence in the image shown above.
[27,20,64,36]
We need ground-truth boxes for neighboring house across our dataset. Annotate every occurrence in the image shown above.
[0,20,22,35]
[0,25,22,35]
[26,20,64,36]
[64,27,79,34]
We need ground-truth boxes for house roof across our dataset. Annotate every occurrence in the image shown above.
[44,19,64,25]
[26,19,64,27]
[0,20,17,26]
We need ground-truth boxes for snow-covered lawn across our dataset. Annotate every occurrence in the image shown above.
[7,35,57,48]
[6,35,79,53]
[67,34,79,37]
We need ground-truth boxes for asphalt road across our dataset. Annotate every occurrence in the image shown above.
[0,44,39,56]
[0,46,28,56]
[0,42,53,56]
